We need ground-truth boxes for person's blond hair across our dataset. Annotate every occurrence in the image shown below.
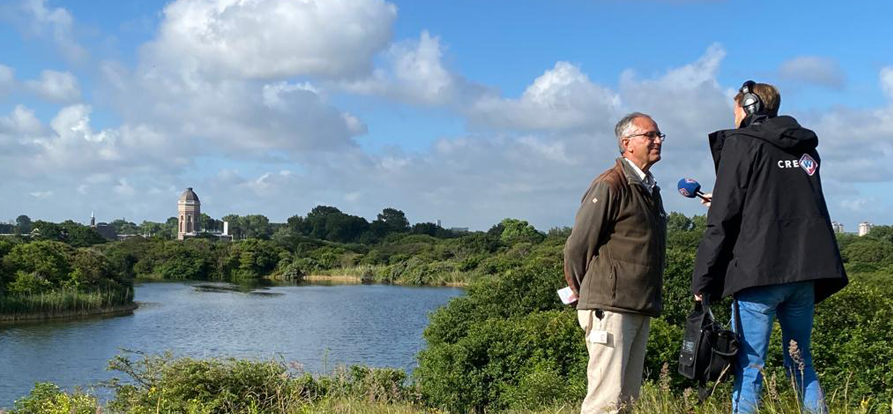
[734,83,781,116]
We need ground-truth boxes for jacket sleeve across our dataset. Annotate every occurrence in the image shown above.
[692,136,752,298]
[564,180,616,294]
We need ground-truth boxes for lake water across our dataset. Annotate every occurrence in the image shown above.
[0,281,463,408]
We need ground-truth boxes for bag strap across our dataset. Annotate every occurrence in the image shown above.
[696,296,741,403]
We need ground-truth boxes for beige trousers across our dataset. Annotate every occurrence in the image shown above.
[577,309,650,414]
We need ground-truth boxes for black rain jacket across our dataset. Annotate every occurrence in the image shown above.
[691,114,848,303]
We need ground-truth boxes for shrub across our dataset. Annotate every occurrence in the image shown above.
[416,310,585,412]
[811,279,893,403]
[107,353,301,413]
[2,241,74,289]
[10,382,98,414]
[103,352,409,413]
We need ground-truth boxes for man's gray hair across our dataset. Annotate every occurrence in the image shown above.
[614,112,652,154]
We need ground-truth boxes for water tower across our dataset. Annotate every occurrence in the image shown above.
[177,188,201,240]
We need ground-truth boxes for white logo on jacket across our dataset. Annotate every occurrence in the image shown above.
[777,154,819,176]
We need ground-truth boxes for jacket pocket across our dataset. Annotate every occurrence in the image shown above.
[583,253,614,306]
[613,260,662,314]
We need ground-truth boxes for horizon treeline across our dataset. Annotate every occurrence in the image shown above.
[0,206,466,244]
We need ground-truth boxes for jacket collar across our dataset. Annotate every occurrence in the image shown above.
[615,157,656,190]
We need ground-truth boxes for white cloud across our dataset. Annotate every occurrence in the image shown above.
[518,136,576,165]
[619,44,730,154]
[25,70,81,102]
[335,31,487,106]
[101,62,366,157]
[262,81,320,109]
[0,64,14,95]
[469,61,620,132]
[144,0,397,80]
[0,104,192,184]
[28,190,53,199]
[96,0,384,160]
[1,0,87,62]
[388,31,458,105]
[881,67,893,100]
[49,105,112,144]
[0,105,44,136]
[778,56,845,89]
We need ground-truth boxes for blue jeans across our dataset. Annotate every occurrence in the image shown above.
[732,281,826,414]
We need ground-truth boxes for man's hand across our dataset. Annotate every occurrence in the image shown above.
[700,193,712,208]
[694,294,703,302]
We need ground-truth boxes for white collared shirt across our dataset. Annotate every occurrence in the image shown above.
[623,157,657,192]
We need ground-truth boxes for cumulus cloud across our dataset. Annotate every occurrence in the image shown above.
[143,0,397,80]
[469,61,620,132]
[0,103,193,184]
[0,0,87,62]
[100,65,366,159]
[335,31,488,106]
[0,105,44,137]
[804,103,893,182]
[24,69,81,102]
[95,0,379,160]
[0,106,44,160]
[778,56,845,89]
[619,44,729,144]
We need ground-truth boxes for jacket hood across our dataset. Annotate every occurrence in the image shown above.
[708,115,818,171]
[736,115,818,152]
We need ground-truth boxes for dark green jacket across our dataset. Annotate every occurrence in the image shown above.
[564,158,667,317]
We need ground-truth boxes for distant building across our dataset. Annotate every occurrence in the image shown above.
[449,227,469,233]
[177,188,232,241]
[858,221,873,237]
[831,221,845,234]
[178,188,201,240]
[90,212,118,241]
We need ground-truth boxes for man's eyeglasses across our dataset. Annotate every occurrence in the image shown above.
[625,131,666,142]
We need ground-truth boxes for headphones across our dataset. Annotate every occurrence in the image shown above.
[739,80,763,115]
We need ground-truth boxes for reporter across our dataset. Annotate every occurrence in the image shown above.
[691,81,847,414]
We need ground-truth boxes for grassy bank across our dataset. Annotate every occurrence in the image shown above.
[307,264,476,287]
[302,266,468,287]
[0,287,134,322]
[9,356,888,414]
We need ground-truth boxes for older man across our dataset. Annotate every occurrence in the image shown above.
[564,112,667,413]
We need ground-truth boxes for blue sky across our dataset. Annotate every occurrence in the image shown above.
[1,0,892,232]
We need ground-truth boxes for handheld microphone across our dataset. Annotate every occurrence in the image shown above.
[677,178,709,201]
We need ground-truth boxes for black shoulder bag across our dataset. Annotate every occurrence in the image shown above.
[677,296,740,401]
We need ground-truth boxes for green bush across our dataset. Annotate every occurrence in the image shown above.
[103,352,409,413]
[416,310,585,412]
[2,241,74,290]
[10,382,98,414]
[107,353,302,413]
[811,279,893,403]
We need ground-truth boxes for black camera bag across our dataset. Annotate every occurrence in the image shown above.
[677,298,740,400]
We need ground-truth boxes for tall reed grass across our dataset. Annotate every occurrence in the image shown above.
[0,287,133,319]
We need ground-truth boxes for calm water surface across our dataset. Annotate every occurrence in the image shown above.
[0,281,463,408]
